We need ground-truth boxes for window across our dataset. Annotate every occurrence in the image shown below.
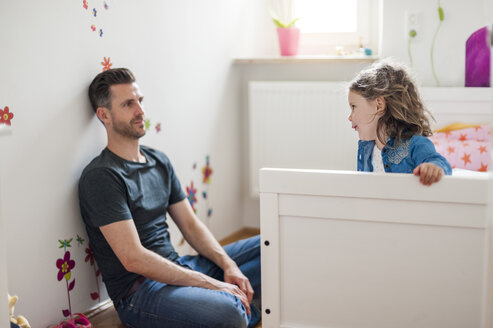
[295,0,357,33]
[293,0,379,56]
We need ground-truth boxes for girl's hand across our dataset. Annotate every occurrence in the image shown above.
[413,163,444,186]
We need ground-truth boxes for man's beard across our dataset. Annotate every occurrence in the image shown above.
[112,118,146,139]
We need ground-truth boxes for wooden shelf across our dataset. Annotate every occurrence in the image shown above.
[234,55,379,64]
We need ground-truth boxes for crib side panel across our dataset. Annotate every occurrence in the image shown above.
[260,169,489,328]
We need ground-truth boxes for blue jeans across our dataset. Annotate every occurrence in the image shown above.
[114,235,261,328]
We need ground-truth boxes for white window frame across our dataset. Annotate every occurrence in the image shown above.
[295,0,380,56]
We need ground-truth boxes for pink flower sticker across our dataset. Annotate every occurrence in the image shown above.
[56,251,75,281]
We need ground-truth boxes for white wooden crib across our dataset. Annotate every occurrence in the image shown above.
[259,168,492,328]
[255,86,493,328]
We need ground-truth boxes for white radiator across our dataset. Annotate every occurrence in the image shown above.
[248,81,358,197]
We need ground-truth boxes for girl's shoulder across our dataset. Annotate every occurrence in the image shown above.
[408,134,430,142]
[387,134,426,149]
[408,135,434,148]
[407,135,439,159]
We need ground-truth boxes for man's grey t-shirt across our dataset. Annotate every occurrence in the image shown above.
[78,146,187,302]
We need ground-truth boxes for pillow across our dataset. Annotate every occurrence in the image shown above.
[432,124,490,141]
[429,124,490,172]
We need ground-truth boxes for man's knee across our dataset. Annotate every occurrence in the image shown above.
[209,295,248,328]
[248,235,260,248]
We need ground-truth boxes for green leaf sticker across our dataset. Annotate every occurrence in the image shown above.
[438,7,444,21]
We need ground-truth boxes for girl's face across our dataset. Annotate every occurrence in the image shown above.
[347,91,384,141]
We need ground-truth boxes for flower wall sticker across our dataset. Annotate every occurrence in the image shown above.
[201,155,213,221]
[140,117,161,134]
[56,251,76,318]
[0,106,14,126]
[178,156,215,247]
[82,0,109,38]
[186,181,197,213]
[85,244,101,302]
[201,156,213,184]
[56,232,102,314]
[101,57,112,71]
[179,181,199,246]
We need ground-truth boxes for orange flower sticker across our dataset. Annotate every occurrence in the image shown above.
[101,57,112,71]
[0,106,14,126]
[202,156,213,184]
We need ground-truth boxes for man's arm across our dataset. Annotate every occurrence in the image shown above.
[167,199,254,304]
[99,217,252,313]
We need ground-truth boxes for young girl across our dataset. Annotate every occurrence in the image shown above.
[348,61,452,185]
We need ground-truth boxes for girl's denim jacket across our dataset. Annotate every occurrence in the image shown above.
[357,135,452,174]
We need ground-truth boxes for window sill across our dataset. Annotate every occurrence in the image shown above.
[234,55,379,65]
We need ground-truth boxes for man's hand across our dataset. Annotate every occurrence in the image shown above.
[413,163,444,186]
[224,263,254,314]
[168,200,254,314]
[211,279,251,315]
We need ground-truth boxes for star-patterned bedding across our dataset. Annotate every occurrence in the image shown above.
[429,124,490,172]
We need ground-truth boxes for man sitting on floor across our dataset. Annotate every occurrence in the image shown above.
[78,68,261,328]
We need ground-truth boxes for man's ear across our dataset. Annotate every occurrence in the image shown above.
[375,96,386,115]
[96,107,110,125]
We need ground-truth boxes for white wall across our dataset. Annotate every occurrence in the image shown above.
[0,177,8,328]
[381,0,493,86]
[0,0,248,326]
[0,0,491,326]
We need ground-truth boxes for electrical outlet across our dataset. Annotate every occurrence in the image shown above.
[405,11,421,41]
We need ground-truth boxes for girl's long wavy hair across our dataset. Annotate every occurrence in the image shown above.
[349,61,434,146]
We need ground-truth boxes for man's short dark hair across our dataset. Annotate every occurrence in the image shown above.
[88,68,136,113]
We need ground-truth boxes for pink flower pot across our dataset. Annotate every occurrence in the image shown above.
[277,27,300,56]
